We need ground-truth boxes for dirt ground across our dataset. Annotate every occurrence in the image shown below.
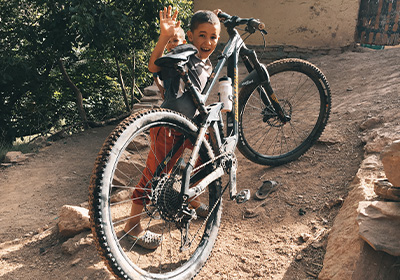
[0,46,399,280]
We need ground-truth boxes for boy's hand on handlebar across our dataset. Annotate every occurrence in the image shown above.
[214,9,228,21]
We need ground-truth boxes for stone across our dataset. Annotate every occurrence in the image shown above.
[58,205,90,237]
[61,232,93,255]
[360,117,384,130]
[319,155,379,280]
[112,151,146,187]
[140,96,162,103]
[364,135,392,154]
[126,135,149,151]
[132,103,155,111]
[380,140,400,186]
[357,201,400,256]
[318,126,343,145]
[4,151,28,164]
[374,179,400,201]
[110,189,133,203]
[300,232,312,242]
[143,84,160,96]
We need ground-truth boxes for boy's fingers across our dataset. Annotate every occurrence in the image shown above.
[175,20,181,28]
[172,9,178,21]
[167,5,172,18]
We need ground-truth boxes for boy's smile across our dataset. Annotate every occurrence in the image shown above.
[187,22,220,59]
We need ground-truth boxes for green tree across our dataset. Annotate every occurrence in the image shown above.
[0,0,193,145]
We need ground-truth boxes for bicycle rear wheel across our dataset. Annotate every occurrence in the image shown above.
[89,109,222,280]
[238,58,331,166]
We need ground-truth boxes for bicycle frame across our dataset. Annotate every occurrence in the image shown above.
[153,19,285,206]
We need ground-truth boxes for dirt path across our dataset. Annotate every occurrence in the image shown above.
[1,47,399,280]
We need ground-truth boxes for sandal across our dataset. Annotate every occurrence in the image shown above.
[125,230,162,250]
[255,180,278,200]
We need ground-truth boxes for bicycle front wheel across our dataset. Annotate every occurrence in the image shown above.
[238,58,331,166]
[89,109,222,280]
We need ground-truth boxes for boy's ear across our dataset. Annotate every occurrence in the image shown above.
[186,30,193,42]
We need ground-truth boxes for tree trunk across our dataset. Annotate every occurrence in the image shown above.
[115,57,131,112]
[57,58,89,128]
[131,51,136,105]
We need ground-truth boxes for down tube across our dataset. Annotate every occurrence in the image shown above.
[226,48,239,141]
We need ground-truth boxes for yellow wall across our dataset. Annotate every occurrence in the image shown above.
[194,0,360,49]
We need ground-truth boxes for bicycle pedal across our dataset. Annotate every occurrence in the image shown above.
[235,189,250,204]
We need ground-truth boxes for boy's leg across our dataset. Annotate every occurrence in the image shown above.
[126,127,185,233]
[123,203,144,236]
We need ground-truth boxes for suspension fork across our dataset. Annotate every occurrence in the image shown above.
[240,48,291,123]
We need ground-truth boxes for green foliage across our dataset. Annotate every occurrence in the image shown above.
[0,0,193,145]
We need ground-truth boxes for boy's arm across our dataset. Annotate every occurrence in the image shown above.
[153,75,165,99]
[148,6,181,73]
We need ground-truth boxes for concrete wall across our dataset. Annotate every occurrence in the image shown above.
[194,0,360,49]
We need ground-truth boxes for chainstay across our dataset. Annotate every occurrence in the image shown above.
[184,179,229,249]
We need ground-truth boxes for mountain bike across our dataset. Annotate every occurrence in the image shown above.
[89,11,331,280]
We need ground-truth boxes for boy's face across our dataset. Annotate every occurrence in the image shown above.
[187,22,220,60]
[166,34,186,52]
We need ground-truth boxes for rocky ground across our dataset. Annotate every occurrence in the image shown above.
[1,46,400,280]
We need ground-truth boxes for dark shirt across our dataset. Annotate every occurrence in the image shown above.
[159,55,212,118]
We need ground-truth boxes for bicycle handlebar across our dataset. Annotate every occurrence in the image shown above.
[217,11,267,34]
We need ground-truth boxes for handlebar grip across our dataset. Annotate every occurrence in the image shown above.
[249,19,265,31]
[217,11,231,20]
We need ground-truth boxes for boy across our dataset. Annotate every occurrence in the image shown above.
[124,6,221,249]
[153,26,186,98]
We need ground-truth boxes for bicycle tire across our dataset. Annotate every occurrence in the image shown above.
[89,108,222,280]
[238,58,331,166]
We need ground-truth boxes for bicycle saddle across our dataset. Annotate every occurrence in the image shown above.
[155,44,198,68]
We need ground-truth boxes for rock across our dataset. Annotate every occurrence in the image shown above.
[374,179,400,201]
[325,197,344,209]
[61,232,93,255]
[318,126,343,145]
[360,117,384,130]
[141,96,162,103]
[110,189,133,203]
[357,201,400,256]
[112,151,146,186]
[70,258,82,266]
[4,151,28,164]
[380,140,400,186]
[58,205,90,237]
[300,233,312,242]
[364,135,392,154]
[126,135,149,151]
[143,84,160,96]
[319,155,379,280]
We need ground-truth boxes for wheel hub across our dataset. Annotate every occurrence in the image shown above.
[261,99,292,127]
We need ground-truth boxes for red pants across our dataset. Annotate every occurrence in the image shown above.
[131,127,195,205]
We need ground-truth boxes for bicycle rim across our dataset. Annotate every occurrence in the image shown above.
[238,58,331,166]
[89,109,222,280]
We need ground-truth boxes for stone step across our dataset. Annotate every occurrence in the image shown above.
[140,96,162,103]
[143,84,160,96]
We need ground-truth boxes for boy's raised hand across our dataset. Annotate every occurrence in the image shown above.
[159,6,181,39]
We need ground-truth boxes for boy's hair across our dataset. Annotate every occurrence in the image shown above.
[176,27,186,40]
[190,10,220,31]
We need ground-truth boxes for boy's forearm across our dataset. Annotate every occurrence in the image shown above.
[148,35,170,73]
